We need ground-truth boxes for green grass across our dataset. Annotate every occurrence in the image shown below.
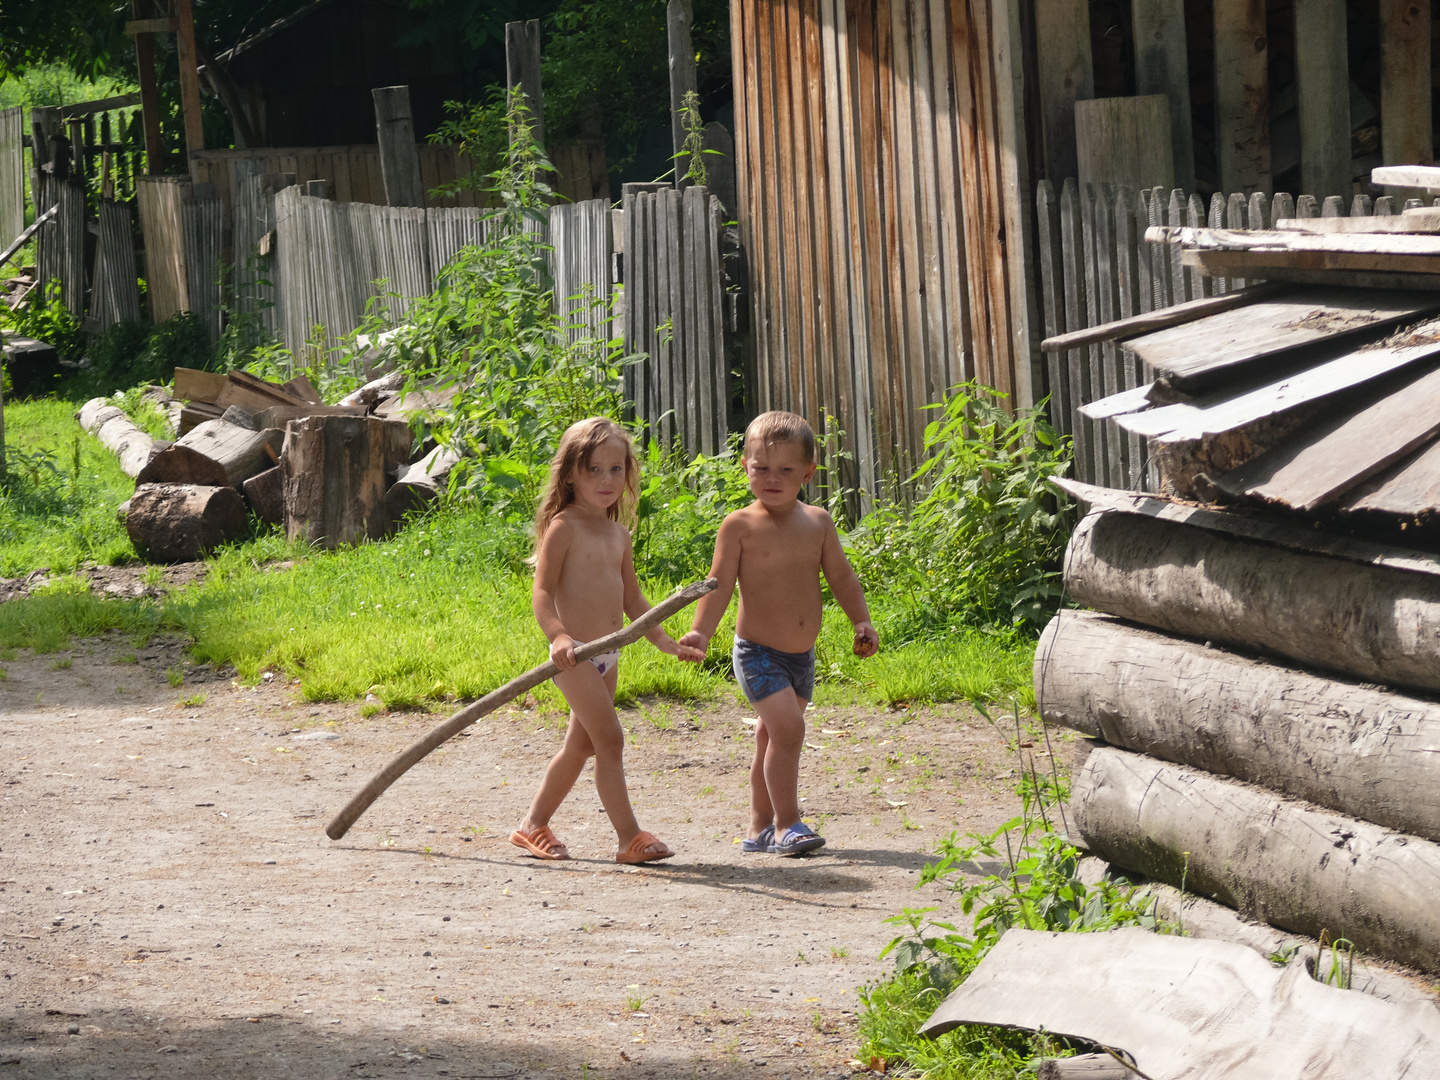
[0,400,139,574]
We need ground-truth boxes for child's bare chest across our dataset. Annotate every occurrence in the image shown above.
[741,518,823,570]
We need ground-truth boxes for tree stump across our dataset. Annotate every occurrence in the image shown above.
[282,415,412,547]
[125,484,248,562]
[242,465,284,527]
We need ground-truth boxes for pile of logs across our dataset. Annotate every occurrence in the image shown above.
[1042,479,1440,976]
[79,367,462,562]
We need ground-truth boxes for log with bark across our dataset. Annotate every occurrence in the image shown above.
[1037,609,1440,844]
[1071,745,1440,974]
[125,483,249,562]
[281,415,412,547]
[1036,1056,1133,1080]
[382,444,462,520]
[136,420,283,488]
[1063,508,1440,695]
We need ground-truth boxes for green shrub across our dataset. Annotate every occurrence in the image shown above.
[848,384,1073,637]
[135,311,212,382]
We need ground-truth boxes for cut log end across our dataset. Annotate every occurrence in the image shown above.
[125,484,248,563]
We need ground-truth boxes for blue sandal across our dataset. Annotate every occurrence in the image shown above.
[741,825,775,853]
[770,823,826,857]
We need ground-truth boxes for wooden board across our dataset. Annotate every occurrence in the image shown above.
[1380,0,1433,179]
[1131,0,1193,191]
[1033,0,1093,184]
[1156,225,1440,256]
[1051,475,1440,580]
[1275,209,1440,234]
[1213,0,1269,195]
[1213,361,1440,509]
[172,366,227,404]
[1293,0,1350,202]
[213,370,306,412]
[1039,281,1289,352]
[1182,247,1440,284]
[1373,165,1440,192]
[1346,437,1440,516]
[1075,96,1173,194]
[1124,287,1440,393]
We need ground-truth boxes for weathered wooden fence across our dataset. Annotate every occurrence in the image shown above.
[135,176,222,338]
[0,107,23,246]
[622,183,731,458]
[731,0,1032,500]
[1034,177,1440,491]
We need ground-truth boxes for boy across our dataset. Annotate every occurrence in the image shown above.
[679,411,878,856]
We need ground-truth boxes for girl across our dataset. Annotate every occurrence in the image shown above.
[510,417,700,863]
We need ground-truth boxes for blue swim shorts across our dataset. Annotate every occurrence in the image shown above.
[732,636,816,703]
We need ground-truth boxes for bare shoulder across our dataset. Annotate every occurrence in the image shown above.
[720,504,764,536]
[799,502,838,534]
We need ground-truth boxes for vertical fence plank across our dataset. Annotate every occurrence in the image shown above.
[1134,189,1153,314]
[1225,193,1248,289]
[1165,189,1187,307]
[1321,195,1344,217]
[1186,193,1208,298]
[1381,0,1433,178]
[1059,178,1091,484]
[1080,181,1110,485]
[1214,0,1271,195]
[1095,183,1124,485]
[1115,185,1145,489]
[1147,186,1169,311]
[1035,179,1069,435]
[1206,192,1227,295]
[1272,191,1295,222]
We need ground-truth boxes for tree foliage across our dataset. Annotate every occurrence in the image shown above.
[542,0,731,174]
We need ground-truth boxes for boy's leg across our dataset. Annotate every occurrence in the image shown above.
[749,722,775,839]
[751,687,807,835]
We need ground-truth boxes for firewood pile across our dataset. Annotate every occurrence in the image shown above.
[79,367,460,562]
[1042,168,1440,980]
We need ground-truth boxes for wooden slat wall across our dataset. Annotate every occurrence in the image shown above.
[190,144,481,215]
[732,0,1023,493]
[621,185,730,458]
[0,107,23,246]
[88,200,141,331]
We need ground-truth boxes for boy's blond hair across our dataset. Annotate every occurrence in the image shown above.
[744,410,815,464]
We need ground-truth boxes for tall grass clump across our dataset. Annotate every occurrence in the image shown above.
[857,765,1172,1078]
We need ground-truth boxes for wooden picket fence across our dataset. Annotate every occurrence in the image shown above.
[1033,178,1437,490]
[621,183,731,459]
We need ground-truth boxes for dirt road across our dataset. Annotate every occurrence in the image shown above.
[0,635,1028,1079]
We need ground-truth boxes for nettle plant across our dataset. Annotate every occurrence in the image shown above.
[357,88,637,525]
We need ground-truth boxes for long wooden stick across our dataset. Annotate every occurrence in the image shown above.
[325,577,718,840]
[1,205,57,270]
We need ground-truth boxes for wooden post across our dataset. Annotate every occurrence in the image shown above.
[1131,0,1194,192]
[667,0,699,186]
[1381,0,1433,179]
[1214,0,1270,195]
[130,0,165,174]
[1033,0,1093,184]
[505,19,545,151]
[1294,0,1350,202]
[173,0,205,163]
[371,86,424,208]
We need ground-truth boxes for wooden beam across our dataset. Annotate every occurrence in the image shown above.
[1039,281,1289,352]
[371,86,424,208]
[1213,0,1270,194]
[667,0,699,186]
[124,17,175,34]
[173,0,205,161]
[1381,0,1434,191]
[60,93,142,118]
[1131,0,1194,191]
[1033,0,1093,183]
[131,6,164,172]
[504,19,545,152]
[1294,0,1350,201]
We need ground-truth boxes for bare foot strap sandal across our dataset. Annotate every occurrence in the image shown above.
[510,825,570,860]
[616,830,674,864]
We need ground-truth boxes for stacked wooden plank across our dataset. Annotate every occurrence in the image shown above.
[1041,478,1440,975]
[88,368,465,561]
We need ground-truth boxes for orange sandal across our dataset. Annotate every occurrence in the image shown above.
[510,825,570,860]
[616,830,674,864]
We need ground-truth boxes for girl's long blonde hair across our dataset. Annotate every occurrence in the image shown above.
[533,417,640,547]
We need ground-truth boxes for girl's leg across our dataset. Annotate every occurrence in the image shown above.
[749,722,775,839]
[541,662,666,855]
[517,713,596,843]
[751,688,807,834]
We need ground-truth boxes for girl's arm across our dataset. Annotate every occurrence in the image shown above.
[621,532,705,661]
[532,519,579,669]
[679,513,743,656]
[819,513,878,657]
